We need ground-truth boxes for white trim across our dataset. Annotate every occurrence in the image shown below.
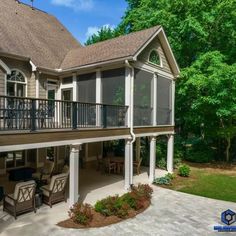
[125,66,131,127]
[6,68,28,97]
[134,27,180,77]
[0,134,131,152]
[134,27,162,60]
[171,80,175,126]
[35,71,39,98]
[30,60,37,72]
[0,59,11,74]
[167,134,174,173]
[72,73,77,101]
[152,73,157,126]
[135,130,175,138]
[134,61,174,79]
[96,69,102,126]
[149,136,156,183]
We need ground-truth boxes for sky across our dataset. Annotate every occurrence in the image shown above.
[20,0,127,44]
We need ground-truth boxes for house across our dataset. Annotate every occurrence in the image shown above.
[0,0,180,206]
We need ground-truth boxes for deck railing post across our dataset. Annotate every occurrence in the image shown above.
[72,102,78,129]
[31,99,36,131]
[103,105,107,128]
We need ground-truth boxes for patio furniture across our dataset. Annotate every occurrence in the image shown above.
[96,154,103,171]
[0,186,4,201]
[3,180,36,219]
[104,158,116,174]
[32,160,55,183]
[8,167,35,181]
[110,157,124,174]
[40,173,68,208]
[133,158,143,175]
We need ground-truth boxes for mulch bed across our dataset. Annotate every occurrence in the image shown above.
[57,200,151,229]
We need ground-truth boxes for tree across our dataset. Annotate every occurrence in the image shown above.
[118,0,236,68]
[85,26,119,45]
[176,51,236,161]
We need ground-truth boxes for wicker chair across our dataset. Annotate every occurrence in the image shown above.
[3,180,36,219]
[32,160,55,183]
[40,173,68,208]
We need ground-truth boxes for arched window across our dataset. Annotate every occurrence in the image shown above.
[149,50,161,66]
[7,70,26,97]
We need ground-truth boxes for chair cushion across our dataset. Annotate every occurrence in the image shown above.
[13,180,36,202]
[40,185,50,197]
[5,194,15,205]
[49,173,68,193]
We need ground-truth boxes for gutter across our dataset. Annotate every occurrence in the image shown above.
[125,60,136,144]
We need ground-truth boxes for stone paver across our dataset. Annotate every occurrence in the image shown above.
[1,185,236,236]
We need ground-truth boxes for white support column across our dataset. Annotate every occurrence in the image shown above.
[171,80,176,126]
[96,69,102,127]
[125,139,133,190]
[125,66,131,127]
[152,73,157,126]
[167,135,174,173]
[72,73,77,101]
[149,136,157,183]
[69,144,80,206]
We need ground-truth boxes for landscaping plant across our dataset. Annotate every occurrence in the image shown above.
[69,203,93,225]
[153,173,174,185]
[178,165,191,177]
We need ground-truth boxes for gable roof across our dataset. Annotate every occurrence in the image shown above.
[61,26,161,69]
[0,0,81,69]
[61,26,180,77]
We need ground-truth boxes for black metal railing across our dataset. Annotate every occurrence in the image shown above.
[0,96,128,132]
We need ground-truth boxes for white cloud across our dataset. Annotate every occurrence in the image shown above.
[86,24,115,38]
[51,0,94,11]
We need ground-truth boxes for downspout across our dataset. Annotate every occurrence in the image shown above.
[125,60,135,144]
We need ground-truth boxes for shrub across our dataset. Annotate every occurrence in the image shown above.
[69,203,93,225]
[178,164,191,177]
[94,184,153,218]
[174,158,182,168]
[132,184,153,200]
[157,158,167,169]
[153,173,174,185]
[184,138,215,163]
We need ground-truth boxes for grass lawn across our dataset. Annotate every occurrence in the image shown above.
[165,163,236,202]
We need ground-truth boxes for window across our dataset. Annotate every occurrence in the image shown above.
[7,70,26,97]
[149,50,161,66]
[3,151,26,169]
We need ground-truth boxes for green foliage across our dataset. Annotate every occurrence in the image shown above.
[154,173,174,185]
[185,138,215,163]
[94,184,153,218]
[69,203,93,225]
[119,0,236,67]
[177,51,236,161]
[157,158,167,169]
[85,26,119,45]
[178,164,191,177]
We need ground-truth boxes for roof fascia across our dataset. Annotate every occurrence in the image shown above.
[0,59,11,74]
[134,27,180,78]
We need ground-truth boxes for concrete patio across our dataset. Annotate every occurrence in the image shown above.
[1,167,235,236]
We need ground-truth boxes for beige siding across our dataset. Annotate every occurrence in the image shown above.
[0,67,5,96]
[88,142,102,158]
[0,57,37,97]
[37,148,47,168]
[39,74,59,99]
[138,37,172,73]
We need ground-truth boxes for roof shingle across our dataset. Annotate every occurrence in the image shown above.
[0,0,81,69]
[60,26,161,69]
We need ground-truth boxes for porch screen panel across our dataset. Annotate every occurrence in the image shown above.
[134,69,153,126]
[156,76,172,125]
[77,73,96,126]
[102,68,125,105]
[77,73,96,103]
[102,68,125,127]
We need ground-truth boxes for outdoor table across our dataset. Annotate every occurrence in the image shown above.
[110,157,124,174]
